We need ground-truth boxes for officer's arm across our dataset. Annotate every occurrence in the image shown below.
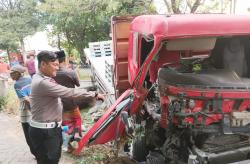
[40,78,95,99]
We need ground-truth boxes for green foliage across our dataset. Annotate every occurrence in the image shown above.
[0,96,7,111]
[108,0,156,15]
[76,151,107,164]
[77,67,91,80]
[0,83,19,114]
[39,0,111,57]
[0,16,19,51]
[39,0,156,62]
[0,0,40,52]
[5,85,19,114]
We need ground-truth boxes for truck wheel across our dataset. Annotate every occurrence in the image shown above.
[132,136,149,162]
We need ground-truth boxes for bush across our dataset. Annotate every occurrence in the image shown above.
[5,86,19,114]
[0,96,7,111]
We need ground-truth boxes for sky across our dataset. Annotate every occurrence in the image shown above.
[154,0,250,14]
[235,0,250,14]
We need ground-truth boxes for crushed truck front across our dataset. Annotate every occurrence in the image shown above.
[76,14,250,164]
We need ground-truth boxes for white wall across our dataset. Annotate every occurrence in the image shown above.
[23,31,58,72]
[24,31,58,54]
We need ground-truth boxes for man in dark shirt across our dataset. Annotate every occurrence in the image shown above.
[53,50,83,152]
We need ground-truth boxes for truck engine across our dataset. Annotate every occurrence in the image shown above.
[133,37,250,163]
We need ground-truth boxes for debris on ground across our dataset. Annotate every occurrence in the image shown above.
[88,100,108,122]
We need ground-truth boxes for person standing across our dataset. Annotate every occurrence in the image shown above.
[68,57,77,70]
[0,57,10,75]
[25,54,36,77]
[29,50,104,164]
[53,50,82,152]
[10,56,20,67]
[9,65,36,157]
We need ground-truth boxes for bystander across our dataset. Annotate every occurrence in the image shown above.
[9,65,36,157]
[0,57,9,75]
[25,54,36,77]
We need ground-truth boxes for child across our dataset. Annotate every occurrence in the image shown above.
[10,65,35,157]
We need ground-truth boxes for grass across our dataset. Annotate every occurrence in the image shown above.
[77,68,91,81]
[75,145,114,164]
[81,107,93,126]
[3,82,19,114]
[62,143,116,164]
[0,96,7,111]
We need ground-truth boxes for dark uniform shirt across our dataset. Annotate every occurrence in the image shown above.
[53,66,80,111]
[30,72,95,122]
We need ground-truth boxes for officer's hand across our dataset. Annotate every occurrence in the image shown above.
[96,93,105,102]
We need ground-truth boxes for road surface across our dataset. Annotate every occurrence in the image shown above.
[0,112,74,164]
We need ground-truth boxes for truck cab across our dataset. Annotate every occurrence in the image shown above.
[76,14,250,164]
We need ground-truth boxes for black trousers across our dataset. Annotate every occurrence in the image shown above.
[21,122,36,156]
[29,126,63,164]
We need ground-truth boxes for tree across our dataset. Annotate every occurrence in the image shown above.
[39,0,108,61]
[161,0,231,14]
[39,0,155,62]
[0,18,18,62]
[0,0,40,60]
[107,0,155,15]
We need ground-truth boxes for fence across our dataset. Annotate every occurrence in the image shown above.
[88,41,112,57]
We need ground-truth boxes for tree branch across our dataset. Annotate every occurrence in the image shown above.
[163,0,172,13]
[191,0,202,13]
[171,0,181,14]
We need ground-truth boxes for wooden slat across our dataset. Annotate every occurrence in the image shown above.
[112,16,136,97]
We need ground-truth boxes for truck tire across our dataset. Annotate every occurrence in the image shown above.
[132,136,149,162]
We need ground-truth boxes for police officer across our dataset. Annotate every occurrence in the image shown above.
[29,50,104,164]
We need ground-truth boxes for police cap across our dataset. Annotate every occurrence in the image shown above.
[37,51,57,63]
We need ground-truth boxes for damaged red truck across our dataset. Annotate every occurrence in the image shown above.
[76,14,250,163]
